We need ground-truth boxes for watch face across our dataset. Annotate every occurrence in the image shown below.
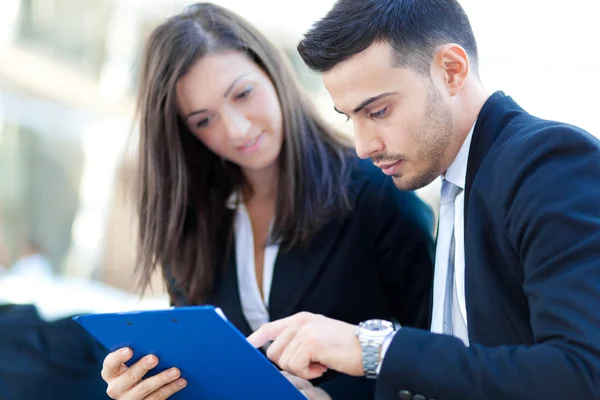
[360,319,394,336]
[365,320,389,331]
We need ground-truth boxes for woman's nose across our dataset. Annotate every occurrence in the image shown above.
[222,110,252,143]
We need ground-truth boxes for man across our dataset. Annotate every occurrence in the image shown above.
[248,1,600,399]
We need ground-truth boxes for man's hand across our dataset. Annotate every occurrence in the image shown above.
[247,312,363,380]
[282,372,332,400]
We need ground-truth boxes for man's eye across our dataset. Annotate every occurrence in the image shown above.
[369,107,388,119]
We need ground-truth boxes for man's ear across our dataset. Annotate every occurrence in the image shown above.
[434,43,470,96]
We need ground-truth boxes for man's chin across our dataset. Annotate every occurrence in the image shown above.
[391,173,435,192]
[391,176,414,191]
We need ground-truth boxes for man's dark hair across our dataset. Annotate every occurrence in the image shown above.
[298,0,478,76]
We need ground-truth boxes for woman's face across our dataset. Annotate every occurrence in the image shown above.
[176,50,284,174]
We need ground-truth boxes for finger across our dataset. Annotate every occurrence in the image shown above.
[281,371,312,391]
[301,389,321,400]
[247,312,314,348]
[102,348,133,381]
[287,362,326,382]
[304,363,328,381]
[302,386,332,400]
[247,319,293,348]
[298,323,329,379]
[127,368,184,400]
[144,378,187,400]
[281,329,327,381]
[266,327,298,365]
[107,354,159,397]
[278,332,303,377]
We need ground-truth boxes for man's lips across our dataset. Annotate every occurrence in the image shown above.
[375,160,403,176]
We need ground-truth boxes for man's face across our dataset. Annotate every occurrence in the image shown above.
[323,42,456,191]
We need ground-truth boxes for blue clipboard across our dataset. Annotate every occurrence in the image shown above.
[73,305,305,400]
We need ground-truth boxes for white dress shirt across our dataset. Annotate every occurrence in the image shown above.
[227,193,279,332]
[377,123,476,373]
[430,123,475,346]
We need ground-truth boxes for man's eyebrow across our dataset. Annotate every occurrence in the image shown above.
[352,92,396,114]
[333,92,397,115]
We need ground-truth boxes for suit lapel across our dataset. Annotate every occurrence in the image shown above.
[216,221,348,333]
[466,91,506,219]
[212,246,253,337]
[267,217,346,321]
[463,91,526,338]
[268,163,369,321]
[465,91,523,219]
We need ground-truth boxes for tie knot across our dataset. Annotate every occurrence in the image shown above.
[441,179,462,205]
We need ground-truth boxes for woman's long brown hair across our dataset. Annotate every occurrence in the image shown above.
[135,3,354,304]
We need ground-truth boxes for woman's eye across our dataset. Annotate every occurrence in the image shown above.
[196,116,212,128]
[369,107,388,119]
[235,88,253,100]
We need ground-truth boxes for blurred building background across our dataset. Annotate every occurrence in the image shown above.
[0,0,598,305]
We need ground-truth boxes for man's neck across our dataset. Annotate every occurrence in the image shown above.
[455,80,489,140]
[442,80,489,177]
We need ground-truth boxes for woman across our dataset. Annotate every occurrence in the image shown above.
[101,3,434,399]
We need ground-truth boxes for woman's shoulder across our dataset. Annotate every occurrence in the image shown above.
[348,156,388,190]
[347,156,397,202]
[346,155,433,224]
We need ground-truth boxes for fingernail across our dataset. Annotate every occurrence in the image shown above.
[167,368,179,378]
[145,356,156,366]
[121,348,130,357]
[177,379,187,388]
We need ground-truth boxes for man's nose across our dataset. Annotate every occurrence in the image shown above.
[354,125,384,159]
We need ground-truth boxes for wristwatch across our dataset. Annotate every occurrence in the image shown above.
[355,319,395,379]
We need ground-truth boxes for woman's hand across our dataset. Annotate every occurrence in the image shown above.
[282,372,332,400]
[101,347,187,399]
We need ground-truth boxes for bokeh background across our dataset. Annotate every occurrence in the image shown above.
[0,0,598,318]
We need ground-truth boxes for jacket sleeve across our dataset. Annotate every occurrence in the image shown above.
[375,126,600,400]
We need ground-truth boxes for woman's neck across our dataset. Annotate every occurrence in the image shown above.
[242,162,279,203]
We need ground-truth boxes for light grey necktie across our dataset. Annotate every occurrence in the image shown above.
[440,179,462,335]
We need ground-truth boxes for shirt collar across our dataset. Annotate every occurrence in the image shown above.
[225,191,240,210]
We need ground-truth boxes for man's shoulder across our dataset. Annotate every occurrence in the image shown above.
[495,114,599,158]
[471,113,600,206]
[478,115,600,210]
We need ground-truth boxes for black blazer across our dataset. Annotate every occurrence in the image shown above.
[0,305,109,400]
[173,158,435,399]
[377,92,600,400]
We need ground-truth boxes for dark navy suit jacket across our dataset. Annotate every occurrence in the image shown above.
[376,92,600,400]
[171,157,435,399]
[0,304,109,400]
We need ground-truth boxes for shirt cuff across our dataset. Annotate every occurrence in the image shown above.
[375,329,398,375]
